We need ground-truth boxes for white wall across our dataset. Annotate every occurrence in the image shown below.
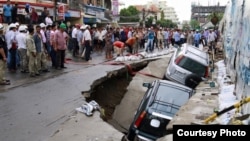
[221,0,250,115]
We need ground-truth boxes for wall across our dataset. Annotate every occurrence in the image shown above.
[220,0,250,114]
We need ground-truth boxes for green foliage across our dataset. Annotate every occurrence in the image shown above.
[145,16,154,27]
[156,19,177,28]
[182,22,190,31]
[119,6,140,22]
[190,19,200,30]
[160,11,164,20]
[208,12,224,26]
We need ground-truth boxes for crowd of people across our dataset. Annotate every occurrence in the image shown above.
[0,1,220,85]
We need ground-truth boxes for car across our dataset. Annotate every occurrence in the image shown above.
[123,80,195,141]
[165,44,210,88]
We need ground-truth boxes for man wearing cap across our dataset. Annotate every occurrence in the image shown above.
[16,25,29,73]
[82,25,92,62]
[0,23,10,85]
[54,23,68,69]
[5,23,17,72]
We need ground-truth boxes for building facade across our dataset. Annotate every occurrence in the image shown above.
[0,0,112,25]
[191,3,226,25]
[164,6,179,23]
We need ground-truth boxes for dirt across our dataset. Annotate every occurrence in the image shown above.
[86,73,133,121]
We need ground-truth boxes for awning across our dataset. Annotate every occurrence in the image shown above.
[83,14,97,24]
[96,17,110,23]
[84,14,96,18]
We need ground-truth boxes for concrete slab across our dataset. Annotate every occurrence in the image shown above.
[112,56,171,132]
[48,112,123,141]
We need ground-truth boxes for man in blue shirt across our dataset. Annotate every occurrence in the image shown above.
[193,30,201,47]
[146,27,155,52]
[173,29,181,47]
[3,0,12,24]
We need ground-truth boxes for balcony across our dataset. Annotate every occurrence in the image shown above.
[68,0,82,10]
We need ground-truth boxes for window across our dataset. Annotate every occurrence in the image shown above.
[177,57,206,77]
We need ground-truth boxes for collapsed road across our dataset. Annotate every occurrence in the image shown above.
[0,50,174,141]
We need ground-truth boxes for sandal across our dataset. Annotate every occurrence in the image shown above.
[0,81,10,85]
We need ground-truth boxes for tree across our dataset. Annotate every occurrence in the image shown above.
[119,6,140,22]
[208,12,224,26]
[145,16,154,27]
[156,19,177,28]
[160,10,164,20]
[182,22,190,31]
[190,19,200,30]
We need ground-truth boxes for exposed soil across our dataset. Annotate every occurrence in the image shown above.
[86,72,133,121]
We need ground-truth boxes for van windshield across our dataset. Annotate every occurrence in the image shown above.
[176,56,206,77]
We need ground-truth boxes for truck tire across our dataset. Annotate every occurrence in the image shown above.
[185,74,202,89]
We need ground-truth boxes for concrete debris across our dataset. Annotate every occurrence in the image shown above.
[114,49,173,62]
[76,100,100,116]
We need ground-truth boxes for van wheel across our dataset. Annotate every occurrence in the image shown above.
[185,74,202,89]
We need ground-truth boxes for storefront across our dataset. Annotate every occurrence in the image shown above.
[83,4,110,26]
[0,1,81,24]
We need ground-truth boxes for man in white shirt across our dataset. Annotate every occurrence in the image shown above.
[45,13,53,26]
[39,23,47,51]
[100,27,107,49]
[16,25,28,73]
[72,24,80,57]
[127,27,133,39]
[5,23,17,72]
[81,25,92,61]
[163,28,169,48]
[207,29,217,52]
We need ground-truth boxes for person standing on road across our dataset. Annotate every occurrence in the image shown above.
[26,26,39,77]
[5,23,17,73]
[3,0,12,24]
[71,24,80,57]
[157,27,164,50]
[16,25,29,73]
[193,30,201,48]
[82,25,92,62]
[33,25,49,73]
[0,24,10,85]
[145,27,155,52]
[105,28,113,59]
[54,23,68,69]
[11,3,18,23]
[30,8,38,24]
[207,29,217,53]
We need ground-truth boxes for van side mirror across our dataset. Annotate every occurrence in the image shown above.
[142,82,151,88]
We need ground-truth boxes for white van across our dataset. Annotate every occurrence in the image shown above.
[165,44,210,88]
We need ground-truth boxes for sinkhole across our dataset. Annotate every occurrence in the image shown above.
[84,60,151,133]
